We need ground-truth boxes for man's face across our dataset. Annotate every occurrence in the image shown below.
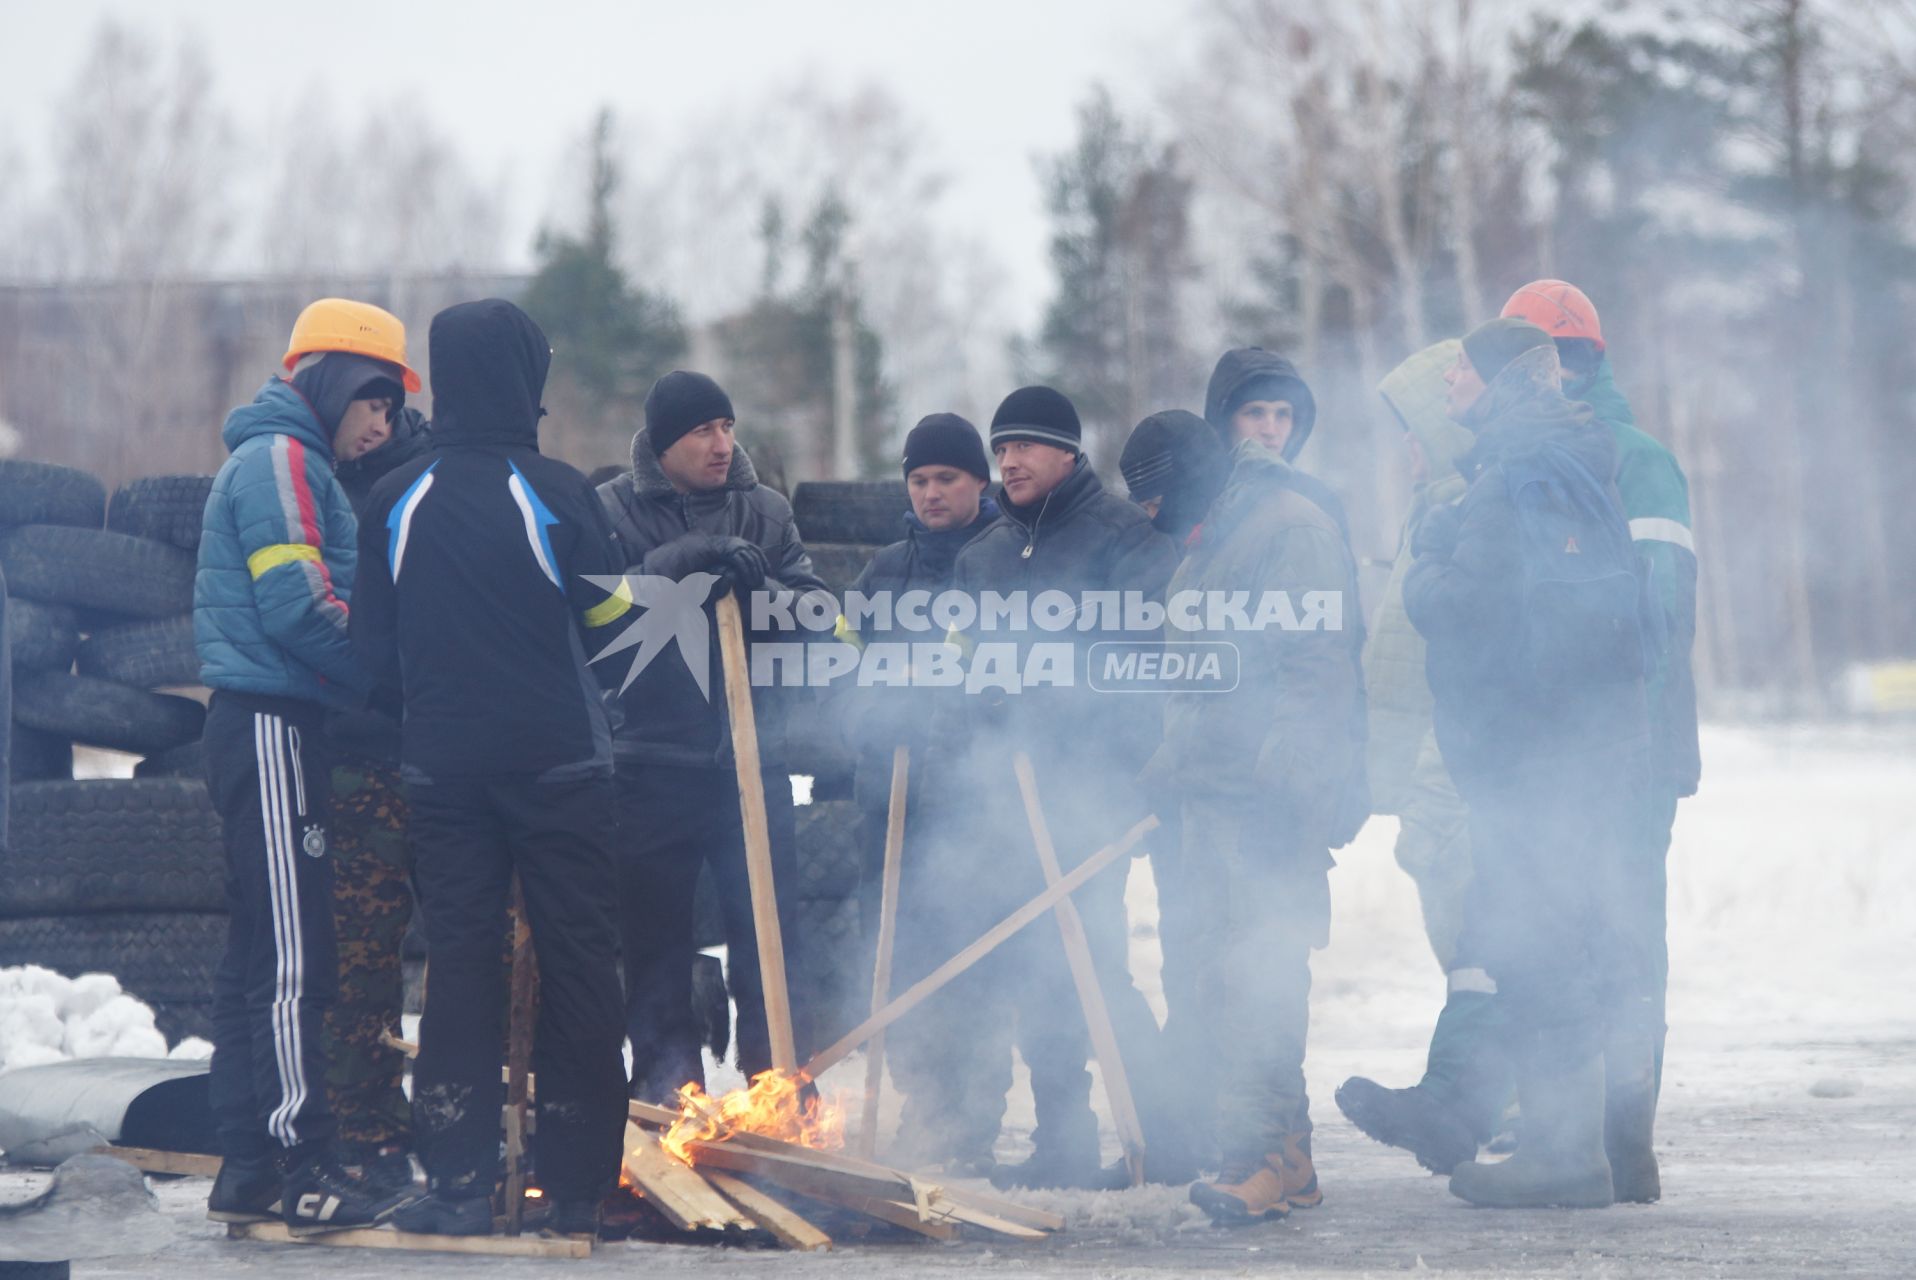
[1229,399,1294,454]
[993,440,1077,507]
[908,465,987,531]
[660,418,736,493]
[1444,351,1487,420]
[333,396,394,461]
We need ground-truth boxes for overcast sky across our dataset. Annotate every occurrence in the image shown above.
[0,0,1205,324]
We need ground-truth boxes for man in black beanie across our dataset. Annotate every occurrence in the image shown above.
[1119,409,1228,540]
[597,370,835,1101]
[936,386,1182,1189]
[833,412,1002,1172]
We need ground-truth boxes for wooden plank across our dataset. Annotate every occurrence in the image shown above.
[715,591,797,1072]
[1014,753,1147,1187]
[226,1220,589,1259]
[859,744,910,1158]
[92,1146,221,1178]
[502,879,537,1234]
[684,1141,911,1205]
[620,1125,751,1232]
[626,1100,1062,1233]
[704,1171,833,1252]
[803,813,1159,1078]
[780,1184,958,1242]
[922,1191,1051,1242]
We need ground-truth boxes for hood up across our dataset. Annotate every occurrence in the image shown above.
[1203,347,1318,460]
[428,299,551,448]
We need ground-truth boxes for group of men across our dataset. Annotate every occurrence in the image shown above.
[189,274,1696,1242]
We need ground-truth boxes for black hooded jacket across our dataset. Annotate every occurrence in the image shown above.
[1403,345,1649,791]
[328,406,434,764]
[1203,347,1318,460]
[352,300,627,782]
[596,425,832,769]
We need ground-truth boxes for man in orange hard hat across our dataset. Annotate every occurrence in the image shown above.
[197,297,423,1232]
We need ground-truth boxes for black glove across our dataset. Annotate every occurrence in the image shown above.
[718,540,770,593]
[1411,501,1463,559]
[642,533,747,582]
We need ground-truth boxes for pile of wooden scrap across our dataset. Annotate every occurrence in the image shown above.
[618,1101,1061,1249]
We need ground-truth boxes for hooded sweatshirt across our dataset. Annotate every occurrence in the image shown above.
[351,299,628,782]
[1364,340,1474,812]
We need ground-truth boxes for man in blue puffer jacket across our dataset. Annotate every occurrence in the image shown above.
[195,297,423,1234]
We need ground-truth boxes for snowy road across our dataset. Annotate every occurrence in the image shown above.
[15,723,1916,1276]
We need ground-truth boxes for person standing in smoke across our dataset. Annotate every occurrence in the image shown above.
[835,413,1002,1174]
[196,298,417,1231]
[352,299,632,1238]
[597,371,834,1101]
[1404,317,1653,1209]
[1134,356,1368,1224]
[1336,341,1514,1174]
[939,386,1181,1191]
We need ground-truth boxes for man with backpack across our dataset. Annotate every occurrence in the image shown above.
[1404,317,1653,1209]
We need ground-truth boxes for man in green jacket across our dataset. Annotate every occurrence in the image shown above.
[1150,350,1368,1224]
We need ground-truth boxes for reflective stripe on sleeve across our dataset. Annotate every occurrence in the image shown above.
[583,578,635,628]
[248,543,322,579]
[1629,516,1695,553]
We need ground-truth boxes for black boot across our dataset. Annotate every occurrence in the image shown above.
[280,1144,419,1234]
[206,1152,282,1223]
[543,1199,601,1239]
[1604,1013,1662,1204]
[1335,1077,1480,1174]
[1449,1036,1613,1209]
[990,1111,1100,1191]
[393,1189,495,1236]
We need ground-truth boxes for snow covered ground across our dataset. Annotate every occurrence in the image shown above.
[7,721,1914,1275]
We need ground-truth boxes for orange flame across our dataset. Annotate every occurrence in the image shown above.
[660,1070,843,1164]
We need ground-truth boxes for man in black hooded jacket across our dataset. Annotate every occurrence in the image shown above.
[352,299,631,1237]
[596,370,835,1100]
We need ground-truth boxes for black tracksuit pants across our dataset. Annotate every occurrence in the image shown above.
[616,762,804,1090]
[407,775,626,1202]
[204,691,337,1159]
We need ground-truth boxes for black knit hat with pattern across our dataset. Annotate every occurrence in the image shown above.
[989,385,1081,454]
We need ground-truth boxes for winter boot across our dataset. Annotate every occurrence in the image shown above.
[1335,1077,1480,1174]
[543,1199,601,1239]
[1604,1017,1662,1204]
[1449,1043,1613,1209]
[1189,1153,1292,1224]
[393,1189,495,1236]
[341,1140,421,1198]
[1275,1131,1322,1208]
[629,1045,705,1106]
[989,1112,1100,1191]
[280,1144,420,1234]
[206,1152,282,1223]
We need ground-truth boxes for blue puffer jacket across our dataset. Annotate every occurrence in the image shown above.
[195,377,365,707]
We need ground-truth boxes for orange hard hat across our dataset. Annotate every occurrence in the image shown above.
[1500,279,1604,352]
[281,298,423,392]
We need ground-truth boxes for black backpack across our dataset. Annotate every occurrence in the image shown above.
[1502,443,1663,688]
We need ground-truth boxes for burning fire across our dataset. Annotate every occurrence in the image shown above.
[660,1070,844,1164]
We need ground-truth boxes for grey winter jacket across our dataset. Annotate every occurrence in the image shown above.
[597,427,832,769]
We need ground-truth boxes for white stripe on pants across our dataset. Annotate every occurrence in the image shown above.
[255,712,310,1147]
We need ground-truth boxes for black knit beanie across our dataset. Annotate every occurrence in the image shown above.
[645,370,735,455]
[989,385,1081,454]
[901,413,990,480]
[1120,410,1228,537]
[1462,318,1553,384]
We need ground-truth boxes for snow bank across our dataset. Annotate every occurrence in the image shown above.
[0,966,211,1071]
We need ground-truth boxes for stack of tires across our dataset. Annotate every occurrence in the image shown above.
[0,460,223,1038]
[786,479,902,1045]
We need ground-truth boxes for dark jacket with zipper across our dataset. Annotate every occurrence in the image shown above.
[352,301,629,783]
[944,457,1179,799]
[597,428,832,770]
[328,406,432,765]
[1403,345,1650,793]
[840,499,999,812]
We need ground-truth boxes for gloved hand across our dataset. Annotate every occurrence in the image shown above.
[1411,501,1463,559]
[643,533,750,583]
[718,540,770,593]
